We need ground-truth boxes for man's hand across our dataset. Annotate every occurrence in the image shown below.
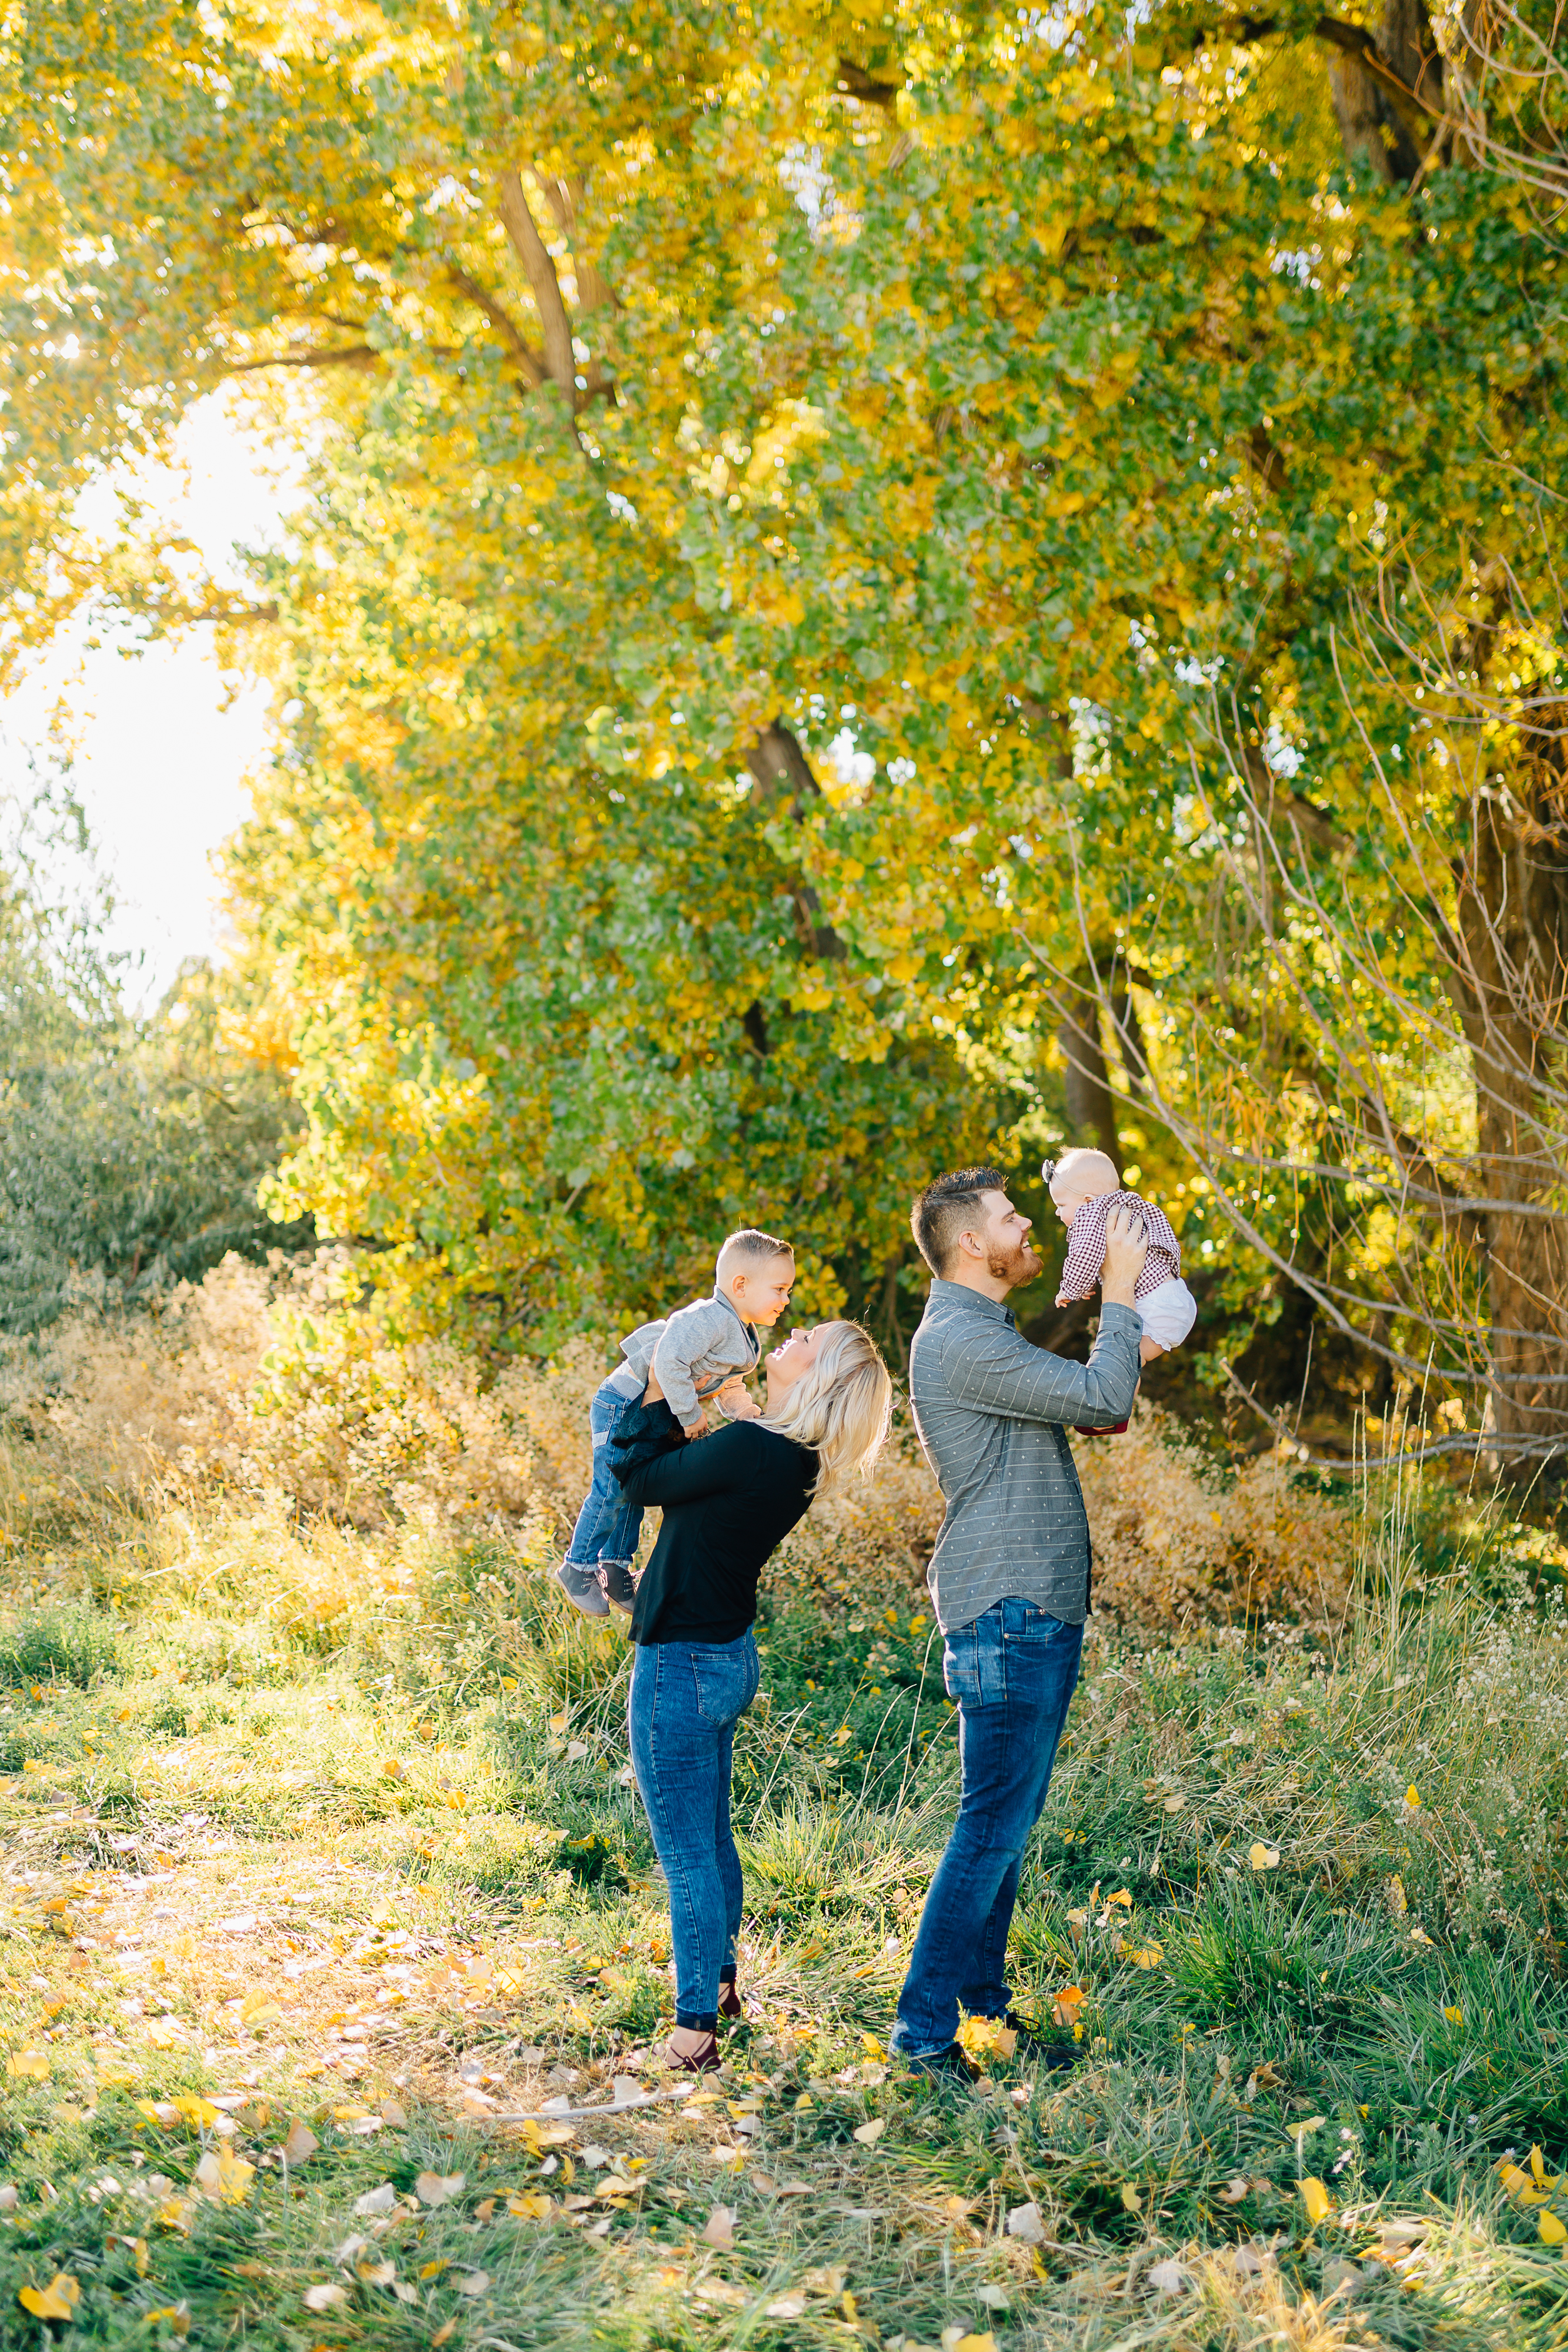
[1099,1202,1149,1308]
[1138,1336,1165,1366]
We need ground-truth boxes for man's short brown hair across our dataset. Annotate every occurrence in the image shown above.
[910,1167,1006,1278]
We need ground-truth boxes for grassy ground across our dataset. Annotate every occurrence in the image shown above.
[2,1474,1568,2351]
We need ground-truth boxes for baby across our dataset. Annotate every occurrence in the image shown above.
[1044,1148,1196,1367]
[556,1227,795,1617]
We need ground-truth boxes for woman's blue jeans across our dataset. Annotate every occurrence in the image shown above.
[627,1632,760,2029]
[892,1598,1084,2057]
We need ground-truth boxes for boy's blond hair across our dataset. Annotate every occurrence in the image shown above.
[716,1227,794,1282]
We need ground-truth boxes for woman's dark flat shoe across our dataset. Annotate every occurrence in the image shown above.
[718,1981,743,2023]
[664,2032,720,2072]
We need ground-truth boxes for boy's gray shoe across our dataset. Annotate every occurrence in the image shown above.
[557,1559,609,1617]
[599,1559,636,1614]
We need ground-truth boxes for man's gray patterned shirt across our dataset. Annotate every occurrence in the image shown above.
[908,1281,1144,1633]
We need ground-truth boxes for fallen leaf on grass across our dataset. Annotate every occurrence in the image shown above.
[1006,2203,1045,2244]
[804,2266,847,2295]
[853,2117,886,2146]
[977,2283,1011,2309]
[940,2333,996,2352]
[1163,1793,1186,1813]
[431,2326,457,2348]
[1117,1937,1165,1969]
[1221,2178,1251,2203]
[1120,2183,1142,2213]
[18,2275,81,2320]
[6,2050,48,2080]
[1299,2177,1332,2226]
[701,2206,735,2251]
[453,2271,490,2296]
[1248,1843,1281,1872]
[507,2191,553,2220]
[356,2259,396,2288]
[280,2119,317,2166]
[415,2170,464,2207]
[1541,2211,1568,2247]
[354,2184,397,2217]
[302,2284,347,2313]
[1147,2260,1188,2295]
[766,2294,808,2320]
[192,2147,254,2206]
[143,2306,190,2336]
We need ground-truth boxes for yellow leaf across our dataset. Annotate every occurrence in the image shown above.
[831,1724,851,1745]
[1442,2005,1464,2027]
[143,2306,190,2335]
[381,1758,403,1780]
[1121,2181,1142,2212]
[19,2276,81,2320]
[1404,1784,1421,1809]
[952,2337,997,2352]
[861,2033,887,2061]
[1499,2161,1532,2199]
[852,2117,886,2146]
[1299,2177,1332,2225]
[1534,2146,1553,2184]
[6,2050,48,2080]
[170,2096,219,2129]
[1540,2210,1568,2247]
[548,1710,569,1736]
[1248,1843,1281,1871]
[507,2191,553,2219]
[1118,1937,1165,1969]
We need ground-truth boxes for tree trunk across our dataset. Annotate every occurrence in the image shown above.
[1056,968,1122,1173]
[1446,716,1568,1460]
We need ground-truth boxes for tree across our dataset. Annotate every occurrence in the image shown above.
[2,0,1564,1439]
[0,783,309,1333]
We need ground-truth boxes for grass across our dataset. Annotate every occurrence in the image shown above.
[1,1455,1567,2350]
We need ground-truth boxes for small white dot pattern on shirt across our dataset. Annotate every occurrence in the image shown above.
[908,1282,1145,1634]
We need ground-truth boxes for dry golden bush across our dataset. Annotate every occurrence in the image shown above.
[0,1254,1349,1629]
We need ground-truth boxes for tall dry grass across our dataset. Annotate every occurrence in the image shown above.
[0,1251,1351,1630]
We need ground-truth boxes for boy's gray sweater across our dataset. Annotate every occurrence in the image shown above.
[616,1289,761,1430]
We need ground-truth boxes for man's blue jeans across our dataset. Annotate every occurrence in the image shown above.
[892,1598,1084,2057]
[627,1632,760,2029]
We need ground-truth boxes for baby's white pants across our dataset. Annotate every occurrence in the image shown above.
[1138,1276,1197,1351]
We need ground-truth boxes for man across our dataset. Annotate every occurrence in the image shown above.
[890,1165,1148,2073]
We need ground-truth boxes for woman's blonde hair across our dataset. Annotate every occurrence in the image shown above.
[760,1319,893,1499]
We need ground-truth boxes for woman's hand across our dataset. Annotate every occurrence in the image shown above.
[1099,1202,1149,1308]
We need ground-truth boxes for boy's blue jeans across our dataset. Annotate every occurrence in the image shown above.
[564,1379,647,1573]
[627,1631,760,2028]
[892,1597,1084,2057]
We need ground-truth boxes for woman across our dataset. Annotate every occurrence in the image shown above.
[611,1319,892,2072]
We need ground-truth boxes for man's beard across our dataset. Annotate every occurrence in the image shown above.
[988,1238,1041,1287]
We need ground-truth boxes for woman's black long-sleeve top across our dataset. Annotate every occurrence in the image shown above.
[610,1399,818,1646]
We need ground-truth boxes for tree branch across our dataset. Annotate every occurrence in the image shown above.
[446,267,546,389]
[497,170,576,400]
[744,723,848,961]
[226,345,380,373]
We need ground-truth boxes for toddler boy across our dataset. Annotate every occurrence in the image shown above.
[1044,1148,1196,1368]
[556,1228,795,1616]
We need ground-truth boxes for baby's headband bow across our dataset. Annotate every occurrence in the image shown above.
[1039,1158,1058,1187]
